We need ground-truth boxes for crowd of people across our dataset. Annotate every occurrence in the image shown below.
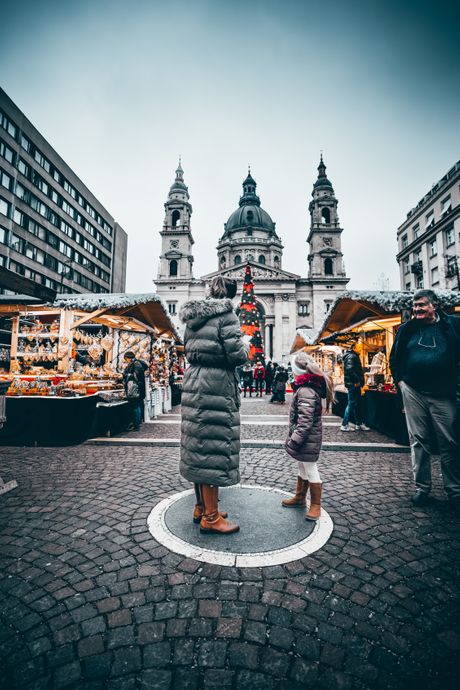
[239,360,290,403]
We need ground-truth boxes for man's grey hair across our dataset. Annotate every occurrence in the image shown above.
[413,289,439,306]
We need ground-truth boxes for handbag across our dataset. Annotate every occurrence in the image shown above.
[126,378,140,400]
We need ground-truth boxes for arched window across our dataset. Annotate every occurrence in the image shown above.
[258,254,266,264]
[169,259,178,276]
[321,208,330,224]
[172,210,180,227]
[324,258,333,275]
[247,210,254,223]
[220,255,226,267]
[234,255,242,265]
[274,255,280,266]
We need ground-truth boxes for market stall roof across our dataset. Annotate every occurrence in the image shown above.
[292,290,460,350]
[51,293,181,342]
[0,295,43,306]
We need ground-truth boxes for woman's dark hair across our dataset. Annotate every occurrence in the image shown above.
[209,276,237,299]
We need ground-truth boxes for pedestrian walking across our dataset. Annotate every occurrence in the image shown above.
[265,361,275,394]
[389,289,460,509]
[123,351,147,431]
[340,345,370,431]
[270,365,288,403]
[253,359,265,396]
[282,352,334,520]
[179,276,249,534]
[241,363,254,397]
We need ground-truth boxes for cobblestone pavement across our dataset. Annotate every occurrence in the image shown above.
[1,434,459,690]
[112,398,394,446]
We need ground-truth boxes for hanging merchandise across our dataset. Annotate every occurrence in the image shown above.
[238,264,264,362]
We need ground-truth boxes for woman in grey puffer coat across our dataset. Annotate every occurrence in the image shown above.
[179,276,249,534]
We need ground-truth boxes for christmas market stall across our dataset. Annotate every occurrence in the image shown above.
[0,293,181,445]
[292,290,460,445]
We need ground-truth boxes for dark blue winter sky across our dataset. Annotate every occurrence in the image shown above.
[1,0,459,290]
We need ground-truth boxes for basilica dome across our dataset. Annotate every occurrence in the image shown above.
[224,172,276,234]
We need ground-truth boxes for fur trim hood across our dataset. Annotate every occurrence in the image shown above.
[179,298,234,330]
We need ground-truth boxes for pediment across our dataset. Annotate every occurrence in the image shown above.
[201,261,300,282]
[164,250,183,259]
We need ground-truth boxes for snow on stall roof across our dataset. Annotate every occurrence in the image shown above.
[51,293,166,310]
[295,290,460,346]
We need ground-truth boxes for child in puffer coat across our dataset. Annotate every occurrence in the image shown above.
[282,351,334,520]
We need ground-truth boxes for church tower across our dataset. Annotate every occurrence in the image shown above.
[307,156,349,325]
[157,159,194,281]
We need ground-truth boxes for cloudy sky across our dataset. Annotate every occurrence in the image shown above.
[2,0,459,291]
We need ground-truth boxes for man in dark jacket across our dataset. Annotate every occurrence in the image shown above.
[390,290,460,508]
[340,346,370,431]
[241,363,254,397]
[123,351,146,431]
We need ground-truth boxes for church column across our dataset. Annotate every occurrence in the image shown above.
[264,324,270,358]
[286,294,297,355]
[274,295,283,362]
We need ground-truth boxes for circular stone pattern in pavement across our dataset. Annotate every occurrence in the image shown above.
[147,485,333,567]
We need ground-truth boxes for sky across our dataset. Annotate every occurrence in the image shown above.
[1,0,459,292]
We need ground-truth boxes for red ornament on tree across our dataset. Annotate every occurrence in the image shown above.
[238,264,264,362]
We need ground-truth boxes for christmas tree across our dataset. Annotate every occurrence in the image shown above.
[239,264,264,362]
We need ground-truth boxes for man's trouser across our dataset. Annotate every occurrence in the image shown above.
[400,381,460,498]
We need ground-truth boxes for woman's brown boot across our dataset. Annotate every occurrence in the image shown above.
[305,482,322,521]
[193,483,228,523]
[282,477,309,508]
[199,485,239,534]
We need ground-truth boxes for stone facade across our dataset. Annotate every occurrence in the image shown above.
[155,158,349,363]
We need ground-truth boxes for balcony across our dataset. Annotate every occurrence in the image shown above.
[410,260,423,276]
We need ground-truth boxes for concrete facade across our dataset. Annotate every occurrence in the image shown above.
[155,158,349,364]
[396,160,460,291]
[0,88,127,295]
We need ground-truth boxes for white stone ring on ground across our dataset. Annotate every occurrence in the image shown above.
[147,484,333,567]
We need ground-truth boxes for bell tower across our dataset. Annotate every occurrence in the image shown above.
[307,156,349,324]
[157,159,194,280]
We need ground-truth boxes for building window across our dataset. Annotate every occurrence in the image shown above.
[402,235,408,249]
[247,210,254,223]
[0,197,10,217]
[0,226,8,244]
[258,254,266,264]
[0,141,14,164]
[429,239,437,257]
[0,170,11,191]
[446,227,454,246]
[425,211,434,229]
[404,258,410,274]
[274,255,280,266]
[20,134,31,152]
[169,259,178,276]
[324,258,333,275]
[172,210,180,227]
[321,208,330,224]
[431,267,439,285]
[416,275,424,289]
[405,282,411,290]
[441,196,451,216]
[298,302,310,316]
[234,255,242,265]
[324,301,333,314]
[413,224,420,239]
[168,303,176,315]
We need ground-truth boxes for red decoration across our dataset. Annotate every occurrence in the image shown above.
[238,264,264,362]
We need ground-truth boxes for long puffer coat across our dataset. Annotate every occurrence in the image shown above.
[285,374,326,462]
[179,297,248,486]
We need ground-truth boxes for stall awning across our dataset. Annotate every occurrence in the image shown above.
[51,293,182,342]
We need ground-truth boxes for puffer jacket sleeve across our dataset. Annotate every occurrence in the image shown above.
[219,312,249,368]
[289,388,316,447]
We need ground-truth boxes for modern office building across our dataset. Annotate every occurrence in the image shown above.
[0,88,127,295]
[396,161,460,291]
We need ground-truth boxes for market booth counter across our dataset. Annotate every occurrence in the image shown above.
[0,293,182,445]
[292,290,460,446]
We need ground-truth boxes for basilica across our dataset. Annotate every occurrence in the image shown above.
[154,157,349,363]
